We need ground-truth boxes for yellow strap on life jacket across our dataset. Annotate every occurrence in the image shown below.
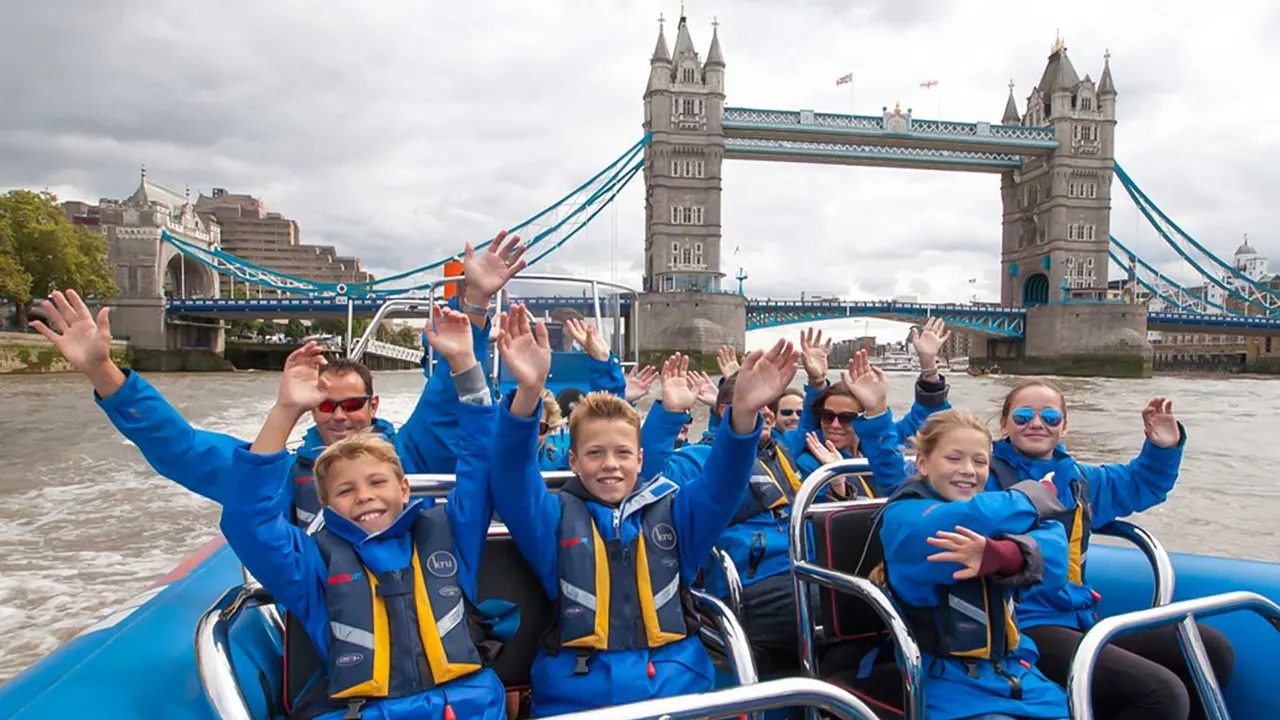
[411,547,482,684]
[1067,505,1086,585]
[330,575,393,699]
[635,533,686,648]
[562,522,612,650]
[776,446,802,493]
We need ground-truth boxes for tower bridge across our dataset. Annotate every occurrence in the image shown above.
[97,9,1280,377]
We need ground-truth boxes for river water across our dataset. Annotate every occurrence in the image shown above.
[0,369,1277,680]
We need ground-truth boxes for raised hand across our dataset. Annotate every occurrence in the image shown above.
[424,304,475,369]
[1142,397,1180,448]
[564,317,611,362]
[689,369,718,407]
[926,526,988,580]
[731,339,799,430]
[840,350,888,416]
[498,304,551,390]
[910,317,950,370]
[716,345,741,378]
[30,289,113,373]
[624,364,659,403]
[463,230,528,306]
[799,327,832,387]
[277,342,331,412]
[660,353,698,413]
[806,431,843,465]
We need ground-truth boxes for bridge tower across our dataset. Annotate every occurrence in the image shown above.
[638,10,746,361]
[1000,37,1117,306]
[98,169,226,365]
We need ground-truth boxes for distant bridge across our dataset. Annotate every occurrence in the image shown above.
[165,297,1280,339]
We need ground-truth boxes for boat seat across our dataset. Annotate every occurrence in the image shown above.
[810,499,890,646]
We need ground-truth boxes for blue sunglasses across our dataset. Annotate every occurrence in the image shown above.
[1010,406,1063,428]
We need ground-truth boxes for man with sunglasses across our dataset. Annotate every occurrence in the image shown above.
[31,232,527,523]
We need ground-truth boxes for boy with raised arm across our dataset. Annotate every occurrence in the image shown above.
[490,304,797,716]
[30,232,525,522]
[217,306,506,720]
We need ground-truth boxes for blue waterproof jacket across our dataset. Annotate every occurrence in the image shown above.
[537,354,628,471]
[791,375,949,480]
[985,430,1185,630]
[95,314,490,507]
[218,375,504,720]
[490,395,762,716]
[880,482,1071,720]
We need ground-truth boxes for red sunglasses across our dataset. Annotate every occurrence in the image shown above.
[316,396,371,414]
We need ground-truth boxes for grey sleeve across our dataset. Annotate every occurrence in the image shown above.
[990,533,1044,587]
[1009,479,1066,520]
[451,363,493,406]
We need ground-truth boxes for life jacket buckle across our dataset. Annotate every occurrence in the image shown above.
[572,650,592,676]
[342,698,366,720]
[964,661,980,679]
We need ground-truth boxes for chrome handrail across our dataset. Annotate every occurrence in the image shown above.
[1067,591,1280,720]
[691,588,759,686]
[1094,520,1175,607]
[788,459,925,720]
[349,292,453,362]
[195,584,278,720]
[239,565,283,637]
[537,677,878,720]
[407,471,575,496]
[711,547,744,618]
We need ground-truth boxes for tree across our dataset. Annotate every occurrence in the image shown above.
[0,189,117,327]
[284,319,307,341]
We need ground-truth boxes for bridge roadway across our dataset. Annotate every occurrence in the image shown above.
[164,297,1280,338]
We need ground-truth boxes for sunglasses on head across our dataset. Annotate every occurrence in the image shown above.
[820,410,858,426]
[1010,406,1064,428]
[316,396,371,414]
[778,408,800,417]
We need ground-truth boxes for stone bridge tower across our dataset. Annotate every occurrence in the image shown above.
[638,10,745,360]
[98,169,224,359]
[1000,37,1117,306]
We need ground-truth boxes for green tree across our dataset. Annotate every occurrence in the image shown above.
[0,189,117,327]
[284,318,306,341]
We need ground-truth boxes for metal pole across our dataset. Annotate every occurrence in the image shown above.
[180,258,186,297]
[345,299,354,356]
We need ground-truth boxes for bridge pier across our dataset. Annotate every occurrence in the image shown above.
[638,292,745,369]
[977,303,1152,378]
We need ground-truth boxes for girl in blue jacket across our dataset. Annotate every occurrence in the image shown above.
[988,380,1233,720]
[875,410,1071,720]
[489,304,797,716]
[218,306,507,720]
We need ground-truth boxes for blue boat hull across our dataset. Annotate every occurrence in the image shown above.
[3,540,1278,718]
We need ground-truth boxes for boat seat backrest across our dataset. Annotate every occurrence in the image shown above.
[280,531,554,716]
[809,499,889,641]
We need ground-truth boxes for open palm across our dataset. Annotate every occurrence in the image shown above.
[424,304,473,363]
[842,350,888,416]
[465,230,527,299]
[498,304,550,388]
[30,290,112,373]
[732,339,798,414]
[799,327,831,381]
[1142,397,1180,448]
[277,343,331,411]
[910,317,951,360]
[660,353,698,412]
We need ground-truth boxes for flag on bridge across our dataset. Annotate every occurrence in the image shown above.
[836,73,853,86]
[920,79,939,89]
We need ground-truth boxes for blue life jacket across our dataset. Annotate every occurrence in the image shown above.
[313,505,486,713]
[883,481,1025,694]
[549,477,698,659]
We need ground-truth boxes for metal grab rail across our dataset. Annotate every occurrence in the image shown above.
[787,459,925,720]
[195,584,277,720]
[1067,591,1280,720]
[407,471,575,496]
[692,588,759,686]
[349,291,454,362]
[710,547,744,618]
[537,677,879,720]
[1094,520,1176,607]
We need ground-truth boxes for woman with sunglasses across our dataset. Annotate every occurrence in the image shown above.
[989,379,1233,720]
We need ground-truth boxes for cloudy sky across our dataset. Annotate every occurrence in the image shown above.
[3,0,1277,348]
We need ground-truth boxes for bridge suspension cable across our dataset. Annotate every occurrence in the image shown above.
[1108,236,1235,314]
[161,135,651,298]
[1113,162,1280,315]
